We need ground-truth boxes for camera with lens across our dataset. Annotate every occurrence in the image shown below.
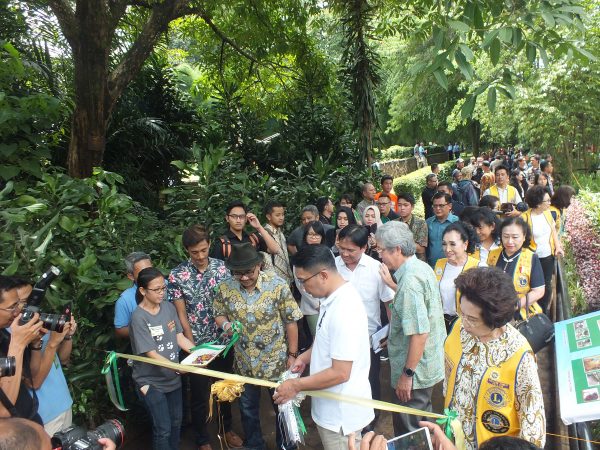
[19,266,68,332]
[0,356,16,377]
[52,419,125,450]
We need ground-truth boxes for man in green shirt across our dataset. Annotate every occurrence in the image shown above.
[374,221,446,437]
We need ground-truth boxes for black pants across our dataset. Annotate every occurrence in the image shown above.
[538,255,555,314]
[189,350,235,446]
[369,349,381,405]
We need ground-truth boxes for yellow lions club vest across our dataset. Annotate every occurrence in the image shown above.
[434,256,480,314]
[444,319,532,446]
[489,185,518,207]
[521,209,556,255]
[487,248,543,319]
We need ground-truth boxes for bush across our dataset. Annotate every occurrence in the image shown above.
[0,168,183,425]
[393,161,453,199]
[377,144,447,162]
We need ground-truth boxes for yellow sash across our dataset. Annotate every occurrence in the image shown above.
[435,256,480,314]
[521,209,556,255]
[489,185,518,206]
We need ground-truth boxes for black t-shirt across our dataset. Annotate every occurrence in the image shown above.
[422,187,437,219]
[0,330,42,424]
[210,229,267,261]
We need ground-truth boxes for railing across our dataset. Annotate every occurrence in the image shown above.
[554,257,595,450]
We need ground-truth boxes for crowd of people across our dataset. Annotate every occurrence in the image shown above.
[0,147,577,450]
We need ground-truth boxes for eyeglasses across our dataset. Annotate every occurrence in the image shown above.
[232,268,256,279]
[228,214,247,221]
[306,232,321,239]
[432,203,449,208]
[147,285,167,294]
[0,301,26,314]
[296,270,322,285]
[377,202,390,206]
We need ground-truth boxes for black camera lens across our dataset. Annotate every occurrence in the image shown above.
[39,313,67,333]
[88,419,125,448]
[0,357,16,377]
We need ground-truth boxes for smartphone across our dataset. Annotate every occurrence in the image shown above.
[386,427,433,450]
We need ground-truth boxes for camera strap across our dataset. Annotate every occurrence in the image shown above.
[0,387,20,418]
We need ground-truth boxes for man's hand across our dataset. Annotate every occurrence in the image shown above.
[273,378,300,404]
[289,357,307,375]
[48,320,71,347]
[286,355,296,370]
[10,314,43,348]
[418,421,457,450]
[348,431,387,450]
[378,263,396,290]
[506,208,521,217]
[246,213,262,230]
[97,437,117,450]
[395,374,413,403]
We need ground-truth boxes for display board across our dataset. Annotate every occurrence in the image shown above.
[555,310,600,424]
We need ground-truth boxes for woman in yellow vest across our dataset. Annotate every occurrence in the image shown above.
[434,222,485,333]
[522,186,564,313]
[444,267,546,450]
[467,207,501,263]
[487,217,545,316]
[550,185,576,237]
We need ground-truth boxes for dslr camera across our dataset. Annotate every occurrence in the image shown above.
[19,266,69,332]
[0,356,16,377]
[52,419,125,450]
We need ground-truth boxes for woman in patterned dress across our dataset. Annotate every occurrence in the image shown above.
[444,267,546,450]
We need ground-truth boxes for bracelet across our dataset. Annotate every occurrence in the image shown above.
[64,335,72,341]
[287,351,298,358]
[30,341,43,351]
[222,321,231,331]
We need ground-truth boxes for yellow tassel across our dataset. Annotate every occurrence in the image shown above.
[208,380,245,421]
[450,418,466,450]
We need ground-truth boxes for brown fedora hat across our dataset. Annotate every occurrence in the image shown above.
[225,242,263,271]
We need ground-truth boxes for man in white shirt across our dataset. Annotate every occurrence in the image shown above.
[335,225,394,430]
[274,245,374,450]
[483,165,522,217]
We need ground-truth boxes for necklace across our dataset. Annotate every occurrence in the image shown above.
[501,249,521,272]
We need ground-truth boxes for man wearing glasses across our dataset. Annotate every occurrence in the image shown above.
[426,192,458,267]
[214,243,302,450]
[274,245,374,450]
[210,200,280,262]
[376,193,400,223]
[0,276,44,423]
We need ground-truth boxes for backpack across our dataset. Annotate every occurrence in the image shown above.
[219,233,274,272]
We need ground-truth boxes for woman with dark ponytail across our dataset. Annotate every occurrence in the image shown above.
[434,222,486,332]
[130,267,196,450]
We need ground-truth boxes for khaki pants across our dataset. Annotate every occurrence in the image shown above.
[44,408,73,436]
[317,424,362,450]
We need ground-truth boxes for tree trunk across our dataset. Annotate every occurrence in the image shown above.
[67,1,113,178]
[470,119,481,156]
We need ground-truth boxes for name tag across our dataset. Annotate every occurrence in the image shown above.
[149,325,164,337]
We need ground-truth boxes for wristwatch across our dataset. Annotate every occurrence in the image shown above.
[287,351,299,358]
[403,367,415,377]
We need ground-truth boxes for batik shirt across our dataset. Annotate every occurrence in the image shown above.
[443,324,546,450]
[168,258,229,345]
[214,271,303,381]
[264,223,293,284]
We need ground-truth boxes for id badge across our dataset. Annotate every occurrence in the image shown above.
[149,325,164,337]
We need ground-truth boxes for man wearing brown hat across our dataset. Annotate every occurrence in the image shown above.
[214,243,302,450]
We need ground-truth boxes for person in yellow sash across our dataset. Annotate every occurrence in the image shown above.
[444,267,546,450]
[468,207,501,263]
[487,217,545,314]
[522,186,564,314]
[434,222,486,332]
[482,165,522,217]
[550,185,576,237]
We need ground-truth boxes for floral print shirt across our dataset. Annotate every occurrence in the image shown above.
[167,258,229,345]
[214,271,303,381]
[443,323,546,449]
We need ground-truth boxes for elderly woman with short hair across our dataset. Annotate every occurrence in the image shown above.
[445,267,545,450]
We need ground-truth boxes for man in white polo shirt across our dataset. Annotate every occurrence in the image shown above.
[335,224,394,430]
[274,245,374,450]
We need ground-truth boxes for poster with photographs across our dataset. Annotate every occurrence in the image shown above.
[556,310,600,424]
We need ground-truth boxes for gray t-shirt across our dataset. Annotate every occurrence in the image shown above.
[130,302,183,393]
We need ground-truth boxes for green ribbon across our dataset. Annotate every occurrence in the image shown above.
[436,408,458,440]
[294,405,306,435]
[102,351,127,411]
[189,321,243,357]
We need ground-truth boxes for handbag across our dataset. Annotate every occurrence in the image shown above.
[515,299,555,353]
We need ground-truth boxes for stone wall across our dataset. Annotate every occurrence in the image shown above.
[378,152,449,178]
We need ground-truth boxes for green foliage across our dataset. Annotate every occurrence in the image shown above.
[0,41,65,181]
[393,162,454,199]
[377,145,446,161]
[0,168,182,425]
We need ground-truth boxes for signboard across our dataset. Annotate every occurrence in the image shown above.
[555,310,600,424]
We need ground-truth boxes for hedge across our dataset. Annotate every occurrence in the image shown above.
[393,161,454,199]
[377,145,446,162]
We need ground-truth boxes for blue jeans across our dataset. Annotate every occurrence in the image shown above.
[138,385,182,450]
[239,384,295,450]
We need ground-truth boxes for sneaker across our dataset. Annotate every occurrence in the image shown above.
[379,353,389,361]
